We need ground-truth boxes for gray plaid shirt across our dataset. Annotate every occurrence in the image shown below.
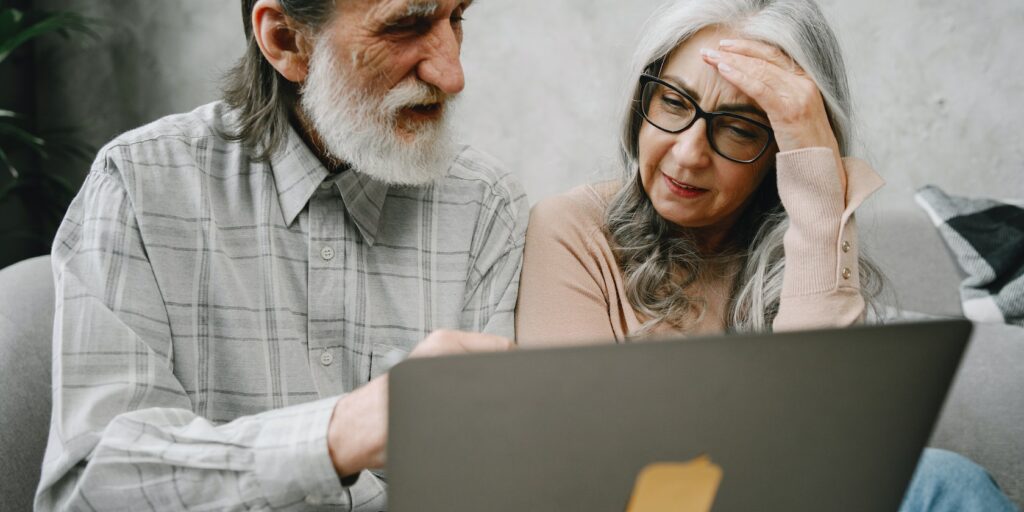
[37,102,528,511]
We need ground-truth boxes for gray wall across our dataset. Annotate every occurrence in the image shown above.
[38,0,1024,212]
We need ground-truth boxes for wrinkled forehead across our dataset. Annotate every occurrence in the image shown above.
[349,0,472,21]
[659,28,754,106]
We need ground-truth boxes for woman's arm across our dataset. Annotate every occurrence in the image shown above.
[772,148,884,331]
[515,189,622,346]
[700,39,885,331]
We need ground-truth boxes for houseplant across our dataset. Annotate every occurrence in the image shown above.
[0,2,97,268]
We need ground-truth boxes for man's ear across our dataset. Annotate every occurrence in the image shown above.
[251,0,314,83]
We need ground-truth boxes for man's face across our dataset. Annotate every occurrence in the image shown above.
[331,0,470,132]
[299,0,472,185]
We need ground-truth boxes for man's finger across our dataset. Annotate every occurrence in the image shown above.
[457,332,515,353]
[410,329,514,358]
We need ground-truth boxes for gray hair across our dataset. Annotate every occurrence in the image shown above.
[606,0,887,334]
[220,0,337,160]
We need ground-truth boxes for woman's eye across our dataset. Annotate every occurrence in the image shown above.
[725,126,757,139]
[660,96,689,111]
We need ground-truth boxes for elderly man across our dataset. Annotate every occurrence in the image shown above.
[36,0,525,510]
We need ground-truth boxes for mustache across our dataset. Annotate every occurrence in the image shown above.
[381,79,453,116]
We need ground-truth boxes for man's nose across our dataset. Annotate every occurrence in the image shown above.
[416,23,465,95]
[670,119,713,168]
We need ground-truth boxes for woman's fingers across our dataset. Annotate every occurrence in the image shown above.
[702,48,798,100]
[702,47,822,124]
[700,48,783,113]
[718,39,805,76]
[700,43,839,153]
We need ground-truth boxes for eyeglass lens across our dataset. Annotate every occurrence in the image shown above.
[641,80,771,162]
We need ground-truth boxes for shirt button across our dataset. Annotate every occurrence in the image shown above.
[320,246,335,261]
[320,351,334,366]
[842,241,852,253]
[842,267,852,280]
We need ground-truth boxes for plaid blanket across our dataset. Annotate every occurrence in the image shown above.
[915,185,1024,326]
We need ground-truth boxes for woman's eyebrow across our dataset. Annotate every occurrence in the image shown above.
[663,74,768,119]
[716,103,768,120]
[661,75,701,101]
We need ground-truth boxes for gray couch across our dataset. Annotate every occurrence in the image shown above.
[1,206,1022,510]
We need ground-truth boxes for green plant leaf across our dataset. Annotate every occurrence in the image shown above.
[0,8,25,39]
[0,178,23,203]
[0,120,48,157]
[0,109,23,119]
[37,126,97,162]
[0,145,17,178]
[0,9,100,64]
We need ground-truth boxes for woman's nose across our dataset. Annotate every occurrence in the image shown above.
[669,119,713,168]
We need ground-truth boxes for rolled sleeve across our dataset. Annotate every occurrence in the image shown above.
[254,396,346,508]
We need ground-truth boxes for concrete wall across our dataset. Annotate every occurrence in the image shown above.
[37,0,1024,212]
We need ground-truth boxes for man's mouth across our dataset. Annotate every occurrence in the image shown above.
[401,102,444,122]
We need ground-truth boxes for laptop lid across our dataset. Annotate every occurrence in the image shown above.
[388,320,971,511]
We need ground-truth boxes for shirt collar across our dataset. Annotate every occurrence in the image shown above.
[270,126,390,245]
[334,169,390,246]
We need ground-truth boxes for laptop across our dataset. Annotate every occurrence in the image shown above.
[387,320,971,511]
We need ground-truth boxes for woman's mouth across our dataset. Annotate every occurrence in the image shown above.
[662,173,709,198]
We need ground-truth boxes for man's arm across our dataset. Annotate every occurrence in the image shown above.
[460,174,530,338]
[37,168,346,511]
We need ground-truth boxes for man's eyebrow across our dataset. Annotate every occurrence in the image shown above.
[403,1,439,17]
[662,74,768,120]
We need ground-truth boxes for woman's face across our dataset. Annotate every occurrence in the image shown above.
[638,28,777,246]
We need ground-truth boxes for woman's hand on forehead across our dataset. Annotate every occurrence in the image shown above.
[699,38,846,192]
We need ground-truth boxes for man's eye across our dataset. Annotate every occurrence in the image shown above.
[451,7,466,25]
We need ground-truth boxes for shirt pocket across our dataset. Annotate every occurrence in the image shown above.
[369,343,411,381]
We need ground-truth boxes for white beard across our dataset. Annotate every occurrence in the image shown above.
[299,36,458,186]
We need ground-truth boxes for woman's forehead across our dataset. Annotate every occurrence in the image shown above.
[661,28,760,111]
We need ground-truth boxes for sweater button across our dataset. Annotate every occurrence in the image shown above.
[841,267,852,280]
[842,241,851,253]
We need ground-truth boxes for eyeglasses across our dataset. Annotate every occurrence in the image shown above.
[638,74,775,164]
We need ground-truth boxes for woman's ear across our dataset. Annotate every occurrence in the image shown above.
[251,0,314,83]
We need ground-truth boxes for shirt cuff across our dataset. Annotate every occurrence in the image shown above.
[253,396,349,508]
[776,147,846,239]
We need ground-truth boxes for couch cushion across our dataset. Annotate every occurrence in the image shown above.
[0,255,56,510]
[860,206,964,317]
[915,186,1024,326]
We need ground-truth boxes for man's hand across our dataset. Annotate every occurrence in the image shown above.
[326,330,513,477]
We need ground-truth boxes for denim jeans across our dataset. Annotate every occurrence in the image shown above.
[900,448,1019,511]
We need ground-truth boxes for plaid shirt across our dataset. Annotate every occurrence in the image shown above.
[37,102,528,511]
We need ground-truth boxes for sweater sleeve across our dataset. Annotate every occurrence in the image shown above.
[515,191,620,346]
[772,148,885,332]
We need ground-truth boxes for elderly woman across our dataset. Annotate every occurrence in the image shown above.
[515,0,1016,509]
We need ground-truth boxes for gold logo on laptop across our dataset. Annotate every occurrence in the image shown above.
[625,456,723,512]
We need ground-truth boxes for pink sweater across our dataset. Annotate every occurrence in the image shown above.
[515,147,884,346]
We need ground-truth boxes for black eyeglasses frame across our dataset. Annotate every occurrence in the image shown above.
[637,73,776,164]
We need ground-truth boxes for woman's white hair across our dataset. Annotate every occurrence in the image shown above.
[605,0,887,334]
